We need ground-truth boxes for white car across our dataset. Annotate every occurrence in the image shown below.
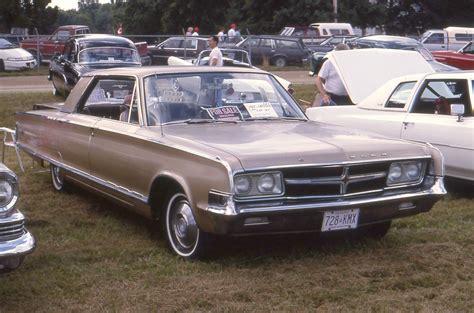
[307,49,474,181]
[0,38,36,71]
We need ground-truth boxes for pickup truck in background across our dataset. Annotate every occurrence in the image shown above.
[20,25,90,63]
[420,26,474,51]
[20,25,150,65]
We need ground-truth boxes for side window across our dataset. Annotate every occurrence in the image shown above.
[162,39,181,49]
[260,39,273,48]
[463,43,474,54]
[57,31,70,41]
[454,33,472,41]
[275,40,299,49]
[79,78,138,122]
[412,80,471,116]
[424,33,444,44]
[183,39,197,49]
[241,38,259,48]
[385,82,416,109]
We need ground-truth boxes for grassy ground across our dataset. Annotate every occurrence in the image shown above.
[0,92,473,311]
[0,65,49,77]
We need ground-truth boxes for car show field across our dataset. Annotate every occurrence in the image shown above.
[0,91,472,311]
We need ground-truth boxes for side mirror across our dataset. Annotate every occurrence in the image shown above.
[450,104,465,122]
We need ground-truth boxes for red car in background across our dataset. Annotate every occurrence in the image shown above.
[432,42,474,70]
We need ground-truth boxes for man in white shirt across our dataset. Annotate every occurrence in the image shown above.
[208,35,223,66]
[228,23,236,43]
[315,43,352,106]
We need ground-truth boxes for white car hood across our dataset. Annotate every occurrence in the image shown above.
[328,48,434,104]
[0,47,33,59]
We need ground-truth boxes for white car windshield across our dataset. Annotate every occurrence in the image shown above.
[144,72,306,125]
[78,47,140,64]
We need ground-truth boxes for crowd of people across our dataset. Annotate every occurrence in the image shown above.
[185,23,242,43]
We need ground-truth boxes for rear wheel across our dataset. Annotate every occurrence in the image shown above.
[163,192,212,258]
[50,164,67,191]
[273,56,287,68]
[0,59,4,71]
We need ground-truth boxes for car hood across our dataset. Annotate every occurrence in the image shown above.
[327,48,434,104]
[162,121,429,170]
[0,47,33,59]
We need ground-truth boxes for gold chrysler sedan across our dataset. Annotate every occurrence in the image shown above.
[16,67,446,258]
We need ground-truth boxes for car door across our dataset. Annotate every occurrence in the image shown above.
[238,38,261,64]
[182,38,199,59]
[86,76,146,204]
[275,39,304,64]
[153,38,182,64]
[258,38,275,63]
[50,40,72,94]
[401,78,474,180]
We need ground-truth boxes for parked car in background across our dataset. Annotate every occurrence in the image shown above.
[16,66,446,258]
[167,49,292,90]
[148,36,208,65]
[420,26,474,51]
[432,41,474,69]
[280,23,354,37]
[0,163,35,272]
[48,34,142,97]
[306,49,473,182]
[234,35,312,67]
[0,38,36,71]
[20,25,90,63]
[308,35,357,75]
[349,35,458,71]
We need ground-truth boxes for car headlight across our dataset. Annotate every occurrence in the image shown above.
[0,171,18,213]
[387,161,424,186]
[234,172,283,197]
[6,56,34,61]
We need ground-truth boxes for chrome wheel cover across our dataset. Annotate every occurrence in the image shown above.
[166,193,199,257]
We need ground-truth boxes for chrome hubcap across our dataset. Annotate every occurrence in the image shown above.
[168,196,198,254]
[52,166,64,187]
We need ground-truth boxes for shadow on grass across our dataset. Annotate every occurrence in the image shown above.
[445,178,474,198]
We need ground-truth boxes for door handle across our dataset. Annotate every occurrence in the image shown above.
[402,121,414,129]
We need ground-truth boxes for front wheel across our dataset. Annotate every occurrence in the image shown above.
[163,193,211,258]
[359,221,392,239]
[0,256,24,273]
[50,164,67,191]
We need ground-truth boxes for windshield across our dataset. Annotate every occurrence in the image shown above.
[144,72,306,125]
[78,47,140,64]
[0,38,15,49]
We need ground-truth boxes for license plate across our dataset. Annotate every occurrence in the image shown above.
[321,209,359,232]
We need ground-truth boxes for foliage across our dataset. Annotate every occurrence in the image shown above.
[0,0,58,34]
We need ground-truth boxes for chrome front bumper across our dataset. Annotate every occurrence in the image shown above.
[0,211,35,259]
[199,177,446,235]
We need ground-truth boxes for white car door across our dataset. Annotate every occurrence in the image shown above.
[401,79,474,181]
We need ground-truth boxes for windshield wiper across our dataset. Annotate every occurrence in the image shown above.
[245,116,307,122]
[185,118,238,124]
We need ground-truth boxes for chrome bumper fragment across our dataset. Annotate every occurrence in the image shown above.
[0,211,36,259]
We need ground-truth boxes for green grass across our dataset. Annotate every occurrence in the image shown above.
[0,65,49,77]
[0,92,473,311]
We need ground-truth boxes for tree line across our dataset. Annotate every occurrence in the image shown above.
[1,0,474,36]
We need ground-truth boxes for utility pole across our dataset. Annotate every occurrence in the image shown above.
[333,0,338,22]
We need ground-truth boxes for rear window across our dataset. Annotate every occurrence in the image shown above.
[385,82,416,109]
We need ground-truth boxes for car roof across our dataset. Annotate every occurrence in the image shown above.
[73,34,132,43]
[83,66,267,78]
[424,70,474,79]
[357,35,419,43]
[247,35,301,41]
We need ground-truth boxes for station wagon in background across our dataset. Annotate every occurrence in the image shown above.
[16,66,446,258]
[234,35,312,67]
[0,163,35,272]
[148,36,208,65]
[307,49,474,182]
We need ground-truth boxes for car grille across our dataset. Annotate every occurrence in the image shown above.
[0,218,25,242]
[282,161,418,199]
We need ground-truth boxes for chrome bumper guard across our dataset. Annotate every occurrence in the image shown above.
[0,212,35,259]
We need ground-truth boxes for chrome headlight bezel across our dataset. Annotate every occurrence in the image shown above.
[233,172,284,198]
[0,171,19,214]
[386,160,426,186]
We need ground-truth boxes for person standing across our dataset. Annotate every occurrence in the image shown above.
[185,27,193,36]
[228,23,236,43]
[208,35,223,66]
[217,28,225,43]
[192,26,199,36]
[315,43,352,106]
